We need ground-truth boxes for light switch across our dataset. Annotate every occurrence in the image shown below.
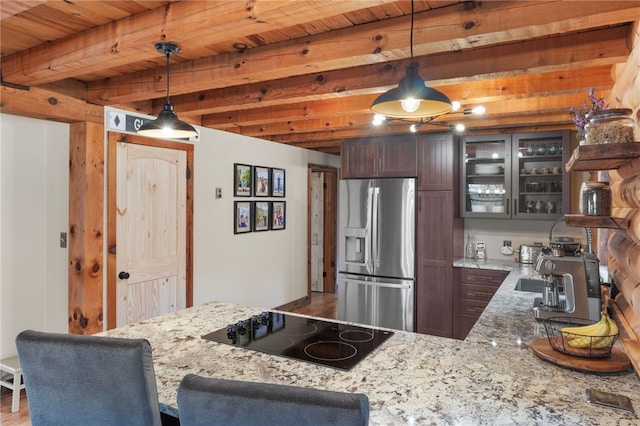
[60,232,67,248]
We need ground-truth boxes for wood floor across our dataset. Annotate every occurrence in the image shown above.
[0,291,337,425]
[288,291,337,319]
[0,386,29,426]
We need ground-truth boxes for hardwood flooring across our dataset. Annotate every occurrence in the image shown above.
[287,291,337,319]
[0,292,337,426]
[0,386,30,426]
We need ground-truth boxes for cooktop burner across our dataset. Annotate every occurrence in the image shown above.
[202,312,393,371]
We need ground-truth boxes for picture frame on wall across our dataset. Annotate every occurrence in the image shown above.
[254,201,270,232]
[234,201,252,234]
[271,201,286,230]
[254,166,270,197]
[271,168,286,197]
[234,163,252,197]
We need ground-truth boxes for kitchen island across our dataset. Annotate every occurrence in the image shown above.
[102,263,639,425]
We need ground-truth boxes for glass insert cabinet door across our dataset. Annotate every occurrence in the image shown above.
[461,134,511,218]
[512,131,568,219]
[461,131,569,219]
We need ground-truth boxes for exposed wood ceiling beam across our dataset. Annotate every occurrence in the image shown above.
[1,0,398,87]
[164,26,629,121]
[75,1,639,104]
[200,65,615,130]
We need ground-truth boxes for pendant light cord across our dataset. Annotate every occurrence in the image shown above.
[165,48,171,105]
[410,0,414,62]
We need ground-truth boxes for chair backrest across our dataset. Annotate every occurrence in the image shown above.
[176,373,369,426]
[15,329,162,426]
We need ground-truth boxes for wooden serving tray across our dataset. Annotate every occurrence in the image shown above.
[531,338,632,373]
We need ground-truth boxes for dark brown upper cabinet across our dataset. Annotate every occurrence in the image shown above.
[341,135,417,179]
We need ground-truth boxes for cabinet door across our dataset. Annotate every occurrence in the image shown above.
[461,134,512,218]
[416,191,454,337]
[417,133,457,190]
[377,135,417,177]
[511,131,569,220]
[341,136,417,178]
[340,138,378,178]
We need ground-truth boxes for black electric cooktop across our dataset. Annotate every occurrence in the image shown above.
[202,312,393,371]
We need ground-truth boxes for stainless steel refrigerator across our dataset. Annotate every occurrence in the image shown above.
[337,178,415,331]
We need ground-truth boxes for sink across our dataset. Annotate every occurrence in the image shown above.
[514,278,547,293]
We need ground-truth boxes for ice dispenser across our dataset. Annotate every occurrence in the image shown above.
[344,227,367,265]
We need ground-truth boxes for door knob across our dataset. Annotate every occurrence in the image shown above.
[118,271,130,279]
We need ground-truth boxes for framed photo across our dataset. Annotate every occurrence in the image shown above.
[254,166,270,197]
[271,168,286,197]
[234,201,252,234]
[271,201,286,230]
[234,163,252,197]
[254,201,271,232]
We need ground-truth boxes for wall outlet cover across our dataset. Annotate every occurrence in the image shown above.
[501,245,514,255]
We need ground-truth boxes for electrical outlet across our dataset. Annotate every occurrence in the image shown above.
[215,187,222,199]
[503,240,511,247]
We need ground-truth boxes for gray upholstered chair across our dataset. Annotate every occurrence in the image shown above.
[176,373,369,426]
[15,329,163,426]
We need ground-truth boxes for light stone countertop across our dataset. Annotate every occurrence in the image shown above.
[102,262,640,425]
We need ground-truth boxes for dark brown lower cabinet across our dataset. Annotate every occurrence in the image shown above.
[453,267,509,339]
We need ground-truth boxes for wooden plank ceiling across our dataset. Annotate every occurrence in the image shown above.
[2,0,639,154]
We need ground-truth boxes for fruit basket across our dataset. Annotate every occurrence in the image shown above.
[543,316,618,358]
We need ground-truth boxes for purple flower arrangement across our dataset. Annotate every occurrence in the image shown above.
[568,87,608,139]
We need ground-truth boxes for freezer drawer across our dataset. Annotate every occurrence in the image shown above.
[338,274,414,332]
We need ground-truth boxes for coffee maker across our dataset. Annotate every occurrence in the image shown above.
[533,251,601,322]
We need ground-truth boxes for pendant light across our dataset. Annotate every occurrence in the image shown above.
[370,0,452,119]
[138,42,198,139]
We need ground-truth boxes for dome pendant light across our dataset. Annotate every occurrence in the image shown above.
[370,0,452,119]
[138,42,198,139]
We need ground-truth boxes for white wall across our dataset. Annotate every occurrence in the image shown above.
[0,112,339,358]
[192,127,340,308]
[1,114,70,358]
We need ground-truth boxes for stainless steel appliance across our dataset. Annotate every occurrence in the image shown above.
[517,243,544,264]
[533,252,601,321]
[337,178,415,331]
[202,311,393,371]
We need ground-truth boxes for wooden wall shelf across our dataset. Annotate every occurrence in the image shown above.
[564,214,629,230]
[565,142,640,172]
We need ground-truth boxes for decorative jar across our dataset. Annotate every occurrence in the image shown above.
[581,181,611,216]
[585,108,635,144]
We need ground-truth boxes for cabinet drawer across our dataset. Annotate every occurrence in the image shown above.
[459,298,490,317]
[460,268,508,287]
[460,283,499,302]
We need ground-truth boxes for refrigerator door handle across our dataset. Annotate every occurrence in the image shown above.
[340,275,413,290]
[371,185,380,268]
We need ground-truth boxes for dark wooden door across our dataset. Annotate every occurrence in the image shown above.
[377,135,417,177]
[417,133,456,190]
[415,190,454,337]
[341,136,417,178]
[340,138,378,178]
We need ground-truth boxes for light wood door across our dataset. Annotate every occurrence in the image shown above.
[115,142,187,326]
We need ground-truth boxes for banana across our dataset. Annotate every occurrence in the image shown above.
[560,311,617,349]
[561,312,607,335]
[606,314,619,335]
[593,314,620,348]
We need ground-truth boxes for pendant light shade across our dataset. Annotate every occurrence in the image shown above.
[370,0,453,121]
[370,63,452,118]
[138,42,198,139]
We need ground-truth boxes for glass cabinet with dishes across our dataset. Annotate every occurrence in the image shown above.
[461,130,569,219]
